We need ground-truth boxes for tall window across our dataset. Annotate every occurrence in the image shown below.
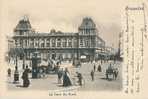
[35,39,38,48]
[23,39,26,47]
[90,37,95,47]
[19,31,24,35]
[25,39,27,47]
[20,39,23,47]
[30,39,34,48]
[51,39,55,47]
[73,38,77,48]
[62,39,67,47]
[41,39,44,48]
[46,39,50,47]
[57,38,61,47]
[86,29,88,34]
[85,39,89,47]
[68,39,72,47]
[80,38,83,47]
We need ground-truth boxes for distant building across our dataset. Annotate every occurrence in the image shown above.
[7,36,14,51]
[105,46,115,55]
[6,36,15,60]
[11,16,105,61]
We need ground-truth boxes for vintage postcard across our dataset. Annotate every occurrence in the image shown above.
[0,0,148,99]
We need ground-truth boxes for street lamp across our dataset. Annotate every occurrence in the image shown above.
[22,50,25,70]
[31,51,41,78]
[13,47,20,83]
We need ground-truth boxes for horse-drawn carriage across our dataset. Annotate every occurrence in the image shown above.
[105,66,118,80]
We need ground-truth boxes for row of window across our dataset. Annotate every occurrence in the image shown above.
[15,37,99,48]
[15,39,77,48]
[15,40,97,48]
[26,52,78,59]
[79,29,96,35]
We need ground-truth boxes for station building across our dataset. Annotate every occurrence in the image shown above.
[11,17,105,61]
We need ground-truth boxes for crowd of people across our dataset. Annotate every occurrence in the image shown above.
[7,59,119,88]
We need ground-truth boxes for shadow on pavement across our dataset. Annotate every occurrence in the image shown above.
[100,77,113,81]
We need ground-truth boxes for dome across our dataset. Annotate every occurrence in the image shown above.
[79,17,96,29]
[14,16,32,32]
[50,29,56,33]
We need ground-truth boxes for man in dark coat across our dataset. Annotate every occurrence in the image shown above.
[14,66,19,83]
[113,68,118,80]
[97,65,102,72]
[90,70,94,81]
[22,66,30,87]
[94,64,96,72]
[25,65,30,73]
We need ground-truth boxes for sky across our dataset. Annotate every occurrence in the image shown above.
[1,0,145,48]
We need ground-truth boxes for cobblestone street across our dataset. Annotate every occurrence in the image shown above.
[7,61,122,91]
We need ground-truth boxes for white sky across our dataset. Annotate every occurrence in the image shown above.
[1,0,145,48]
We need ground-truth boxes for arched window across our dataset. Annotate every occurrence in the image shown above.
[51,38,55,47]
[80,38,83,47]
[57,38,61,47]
[62,38,67,47]
[68,39,72,47]
[73,38,77,47]
[41,39,44,48]
[85,38,89,47]
[30,39,34,48]
[34,39,38,48]
[46,38,50,47]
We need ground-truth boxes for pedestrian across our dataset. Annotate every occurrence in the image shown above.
[94,64,96,72]
[76,72,83,86]
[90,70,94,81]
[39,68,43,78]
[106,69,109,79]
[97,65,102,72]
[63,68,72,87]
[7,68,11,77]
[25,65,30,73]
[42,67,46,78]
[57,69,63,84]
[22,67,30,87]
[13,66,19,83]
[113,68,118,80]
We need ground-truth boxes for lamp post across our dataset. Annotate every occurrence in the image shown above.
[13,47,19,83]
[32,51,40,78]
[21,47,25,70]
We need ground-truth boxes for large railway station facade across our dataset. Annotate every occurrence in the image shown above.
[9,17,106,61]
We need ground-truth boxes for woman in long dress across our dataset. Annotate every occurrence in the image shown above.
[63,68,72,87]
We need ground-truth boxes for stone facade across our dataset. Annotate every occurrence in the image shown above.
[12,17,105,61]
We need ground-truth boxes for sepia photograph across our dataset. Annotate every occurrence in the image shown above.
[0,0,148,99]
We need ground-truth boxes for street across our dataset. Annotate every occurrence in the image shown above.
[7,61,122,91]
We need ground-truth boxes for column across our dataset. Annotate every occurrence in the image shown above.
[61,38,63,48]
[49,38,51,48]
[66,38,68,48]
[71,38,73,48]
[55,38,57,48]
[28,38,30,48]
[44,38,47,48]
